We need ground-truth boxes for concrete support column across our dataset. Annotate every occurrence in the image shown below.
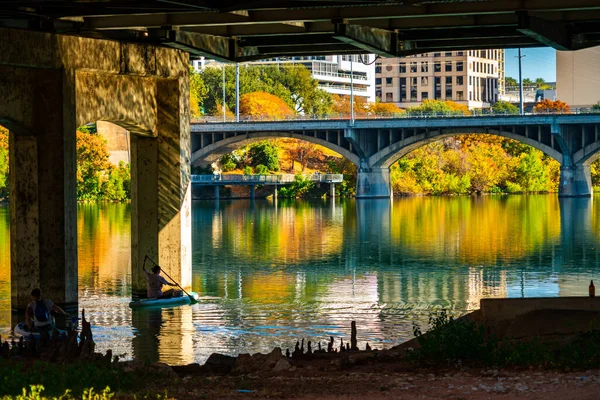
[356,166,392,198]
[274,186,278,201]
[330,183,336,199]
[5,67,78,311]
[559,164,592,197]
[131,77,191,297]
[9,133,40,310]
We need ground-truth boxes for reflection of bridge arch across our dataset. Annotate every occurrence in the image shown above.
[191,131,359,167]
[371,127,563,168]
[192,115,600,198]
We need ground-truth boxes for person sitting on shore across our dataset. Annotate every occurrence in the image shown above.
[25,288,68,332]
[143,265,179,299]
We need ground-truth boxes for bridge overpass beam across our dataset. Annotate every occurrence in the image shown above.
[559,164,592,197]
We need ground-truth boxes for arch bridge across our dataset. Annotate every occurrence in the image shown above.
[192,114,600,198]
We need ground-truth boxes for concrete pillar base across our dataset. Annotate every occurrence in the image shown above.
[559,164,592,197]
[330,183,335,199]
[356,168,391,198]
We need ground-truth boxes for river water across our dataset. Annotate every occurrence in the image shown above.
[1,195,599,365]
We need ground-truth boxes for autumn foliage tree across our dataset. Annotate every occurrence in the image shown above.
[0,125,8,199]
[369,102,404,116]
[331,94,370,117]
[533,99,570,114]
[239,92,296,119]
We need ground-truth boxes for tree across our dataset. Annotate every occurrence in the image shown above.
[0,126,7,199]
[76,128,111,200]
[522,78,534,86]
[287,141,321,172]
[197,64,333,116]
[239,92,296,119]
[331,94,369,117]
[505,77,518,87]
[492,101,519,115]
[369,101,404,116]
[534,77,546,88]
[247,141,280,171]
[592,102,600,112]
[533,99,570,114]
[407,100,467,116]
[190,67,208,119]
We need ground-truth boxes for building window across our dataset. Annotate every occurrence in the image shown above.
[445,52,453,57]
[410,86,418,101]
[410,62,417,73]
[375,78,382,85]
[456,62,463,72]
[445,84,452,100]
[421,61,428,73]
[421,77,428,85]
[469,76,472,85]
[386,92,393,102]
[469,91,472,100]
[435,77,441,99]
[446,76,452,85]
[434,52,441,57]
[457,91,464,101]
[457,51,464,56]
[400,77,407,102]
[386,77,393,87]
[411,77,418,85]
[434,62,441,72]
[421,91,429,100]
[375,64,382,73]
[376,90,382,100]
[399,63,406,73]
[456,76,464,85]
[445,61,452,72]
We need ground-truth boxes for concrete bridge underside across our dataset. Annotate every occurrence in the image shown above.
[0,28,192,310]
[191,116,600,198]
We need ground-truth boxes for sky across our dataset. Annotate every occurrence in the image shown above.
[504,48,556,82]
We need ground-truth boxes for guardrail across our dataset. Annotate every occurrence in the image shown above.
[193,109,600,123]
[191,173,343,184]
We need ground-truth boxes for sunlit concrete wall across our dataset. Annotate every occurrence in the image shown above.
[557,47,600,107]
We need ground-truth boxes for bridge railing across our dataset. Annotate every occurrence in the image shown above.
[191,173,343,184]
[194,108,599,123]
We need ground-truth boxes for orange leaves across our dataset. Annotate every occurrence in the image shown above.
[0,126,7,150]
[533,99,570,114]
[239,91,296,119]
[370,102,405,115]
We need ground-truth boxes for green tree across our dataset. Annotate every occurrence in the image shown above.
[534,77,546,88]
[505,76,518,87]
[77,128,111,200]
[190,67,208,118]
[247,141,279,171]
[198,64,333,116]
[492,101,519,115]
[523,78,534,86]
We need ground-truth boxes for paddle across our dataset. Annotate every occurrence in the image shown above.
[144,255,198,304]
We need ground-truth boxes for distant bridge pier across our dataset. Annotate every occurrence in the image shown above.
[559,165,592,197]
[356,167,392,198]
[215,186,220,200]
[250,185,256,199]
[1,28,192,309]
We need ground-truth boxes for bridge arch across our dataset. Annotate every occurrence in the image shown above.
[369,128,564,169]
[191,131,360,167]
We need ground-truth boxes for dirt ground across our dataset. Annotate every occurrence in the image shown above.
[168,362,600,400]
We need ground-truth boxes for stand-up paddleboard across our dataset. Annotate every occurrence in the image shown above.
[128,292,199,309]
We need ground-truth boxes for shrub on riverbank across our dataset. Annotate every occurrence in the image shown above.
[412,310,600,368]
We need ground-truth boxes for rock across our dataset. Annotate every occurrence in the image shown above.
[258,348,285,372]
[272,358,292,372]
[232,353,255,374]
[150,362,178,379]
[204,353,237,374]
[348,352,376,366]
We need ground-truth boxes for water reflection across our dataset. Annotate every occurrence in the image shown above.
[0,196,599,364]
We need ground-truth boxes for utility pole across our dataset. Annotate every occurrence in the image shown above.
[222,64,226,122]
[350,57,355,124]
[235,63,240,122]
[516,48,525,115]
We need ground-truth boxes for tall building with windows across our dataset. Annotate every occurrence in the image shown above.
[193,55,376,102]
[375,50,503,109]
